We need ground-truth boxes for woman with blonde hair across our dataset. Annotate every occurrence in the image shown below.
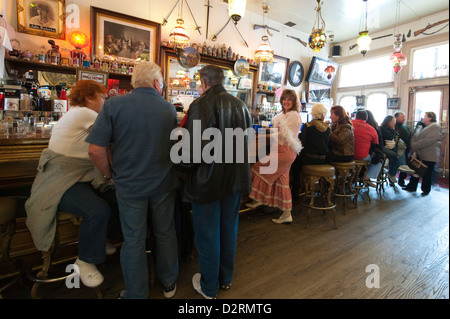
[246,89,303,224]
[290,103,330,198]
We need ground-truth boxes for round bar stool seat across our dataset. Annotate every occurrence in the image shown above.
[353,160,371,206]
[302,165,337,229]
[330,161,357,214]
[0,197,19,298]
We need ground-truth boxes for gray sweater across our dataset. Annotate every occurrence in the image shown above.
[25,148,103,251]
[411,122,441,163]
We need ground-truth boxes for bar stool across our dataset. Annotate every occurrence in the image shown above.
[353,160,371,206]
[375,155,389,197]
[302,165,337,229]
[330,161,357,214]
[26,211,103,299]
[0,197,20,298]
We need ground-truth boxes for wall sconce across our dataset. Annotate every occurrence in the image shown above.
[324,65,335,79]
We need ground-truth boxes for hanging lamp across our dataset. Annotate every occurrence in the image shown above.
[357,0,371,56]
[254,3,274,63]
[228,0,247,24]
[390,0,407,73]
[324,64,336,79]
[169,1,190,51]
[308,0,327,52]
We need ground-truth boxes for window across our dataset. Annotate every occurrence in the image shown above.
[339,56,394,87]
[366,93,388,124]
[411,43,449,79]
[414,91,442,123]
[339,96,357,114]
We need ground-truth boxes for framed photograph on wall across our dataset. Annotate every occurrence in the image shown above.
[387,97,400,109]
[91,7,161,63]
[76,68,109,87]
[258,55,290,86]
[16,0,66,39]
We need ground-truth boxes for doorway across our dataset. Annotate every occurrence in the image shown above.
[408,85,449,177]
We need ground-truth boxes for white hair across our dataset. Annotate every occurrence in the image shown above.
[311,103,328,120]
[131,61,163,89]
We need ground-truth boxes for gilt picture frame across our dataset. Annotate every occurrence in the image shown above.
[91,7,161,64]
[16,0,66,39]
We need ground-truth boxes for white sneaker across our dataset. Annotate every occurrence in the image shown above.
[74,258,104,288]
[245,200,263,209]
[106,241,117,255]
[192,273,215,299]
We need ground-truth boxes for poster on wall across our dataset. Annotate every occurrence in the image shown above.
[91,7,161,63]
[16,0,66,39]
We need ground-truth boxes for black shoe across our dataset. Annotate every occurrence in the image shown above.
[220,283,232,290]
[421,191,430,196]
[398,180,405,187]
[402,187,416,192]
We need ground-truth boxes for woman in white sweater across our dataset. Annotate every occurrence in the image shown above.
[403,112,441,195]
[246,89,303,224]
[26,80,115,288]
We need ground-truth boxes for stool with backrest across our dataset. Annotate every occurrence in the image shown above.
[302,165,337,229]
[375,154,390,197]
[330,161,357,214]
[353,160,371,206]
[26,211,103,299]
[0,197,20,298]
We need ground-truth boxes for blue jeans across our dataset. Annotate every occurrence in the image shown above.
[117,190,179,299]
[384,148,406,176]
[191,193,241,298]
[58,182,110,264]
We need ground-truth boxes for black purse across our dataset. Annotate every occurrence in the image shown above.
[406,152,428,177]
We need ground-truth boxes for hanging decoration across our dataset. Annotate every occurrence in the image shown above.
[254,2,274,63]
[357,0,371,56]
[169,18,190,51]
[390,0,407,74]
[308,0,327,52]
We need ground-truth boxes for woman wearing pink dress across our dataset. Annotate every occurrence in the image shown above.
[246,89,303,224]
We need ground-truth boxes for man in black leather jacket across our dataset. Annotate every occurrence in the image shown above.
[180,65,251,299]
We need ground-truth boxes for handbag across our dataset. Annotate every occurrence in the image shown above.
[396,138,407,157]
[406,152,428,177]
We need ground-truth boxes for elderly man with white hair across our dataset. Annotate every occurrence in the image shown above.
[87,61,180,299]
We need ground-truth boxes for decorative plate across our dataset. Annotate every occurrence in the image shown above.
[178,47,201,68]
[234,59,249,77]
[287,61,304,87]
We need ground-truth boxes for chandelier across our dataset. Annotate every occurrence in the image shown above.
[390,0,407,73]
[254,3,274,63]
[308,0,327,52]
[169,18,190,50]
[357,0,371,56]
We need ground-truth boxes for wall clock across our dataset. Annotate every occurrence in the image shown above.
[287,61,304,87]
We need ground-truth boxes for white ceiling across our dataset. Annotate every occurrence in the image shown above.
[242,0,449,43]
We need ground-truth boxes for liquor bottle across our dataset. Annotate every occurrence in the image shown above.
[51,87,68,113]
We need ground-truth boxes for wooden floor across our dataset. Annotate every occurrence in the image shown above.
[2,183,449,300]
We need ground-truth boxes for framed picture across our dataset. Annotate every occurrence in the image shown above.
[91,7,161,63]
[387,97,401,109]
[16,0,66,39]
[258,55,290,86]
[287,61,304,87]
[76,68,109,87]
[356,95,366,106]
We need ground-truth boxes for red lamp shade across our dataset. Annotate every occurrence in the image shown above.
[68,31,89,49]
[390,51,407,74]
[324,65,336,79]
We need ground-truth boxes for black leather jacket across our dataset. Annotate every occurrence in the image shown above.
[181,84,252,203]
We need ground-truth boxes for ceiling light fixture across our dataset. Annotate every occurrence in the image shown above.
[357,0,371,56]
[228,0,247,24]
[308,0,327,52]
[254,2,274,63]
[390,0,407,73]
